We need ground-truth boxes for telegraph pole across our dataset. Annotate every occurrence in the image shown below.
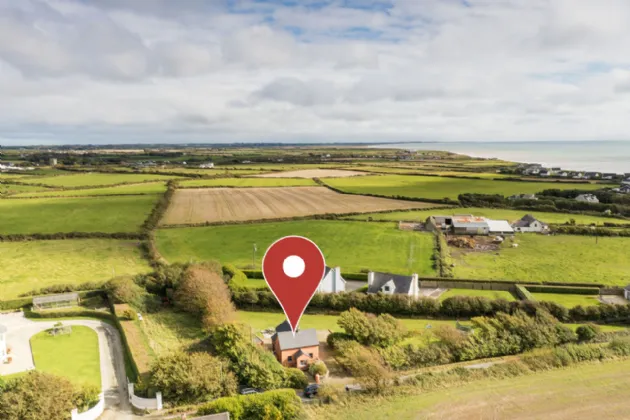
[252,243,257,268]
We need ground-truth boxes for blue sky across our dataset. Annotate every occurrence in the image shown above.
[1,0,630,145]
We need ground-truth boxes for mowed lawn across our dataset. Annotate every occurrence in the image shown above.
[13,182,167,197]
[0,195,157,233]
[451,234,630,285]
[156,220,436,275]
[345,207,628,225]
[30,326,101,388]
[306,359,630,420]
[531,292,601,308]
[0,239,152,298]
[439,288,516,301]
[178,177,316,188]
[19,172,179,187]
[325,174,605,200]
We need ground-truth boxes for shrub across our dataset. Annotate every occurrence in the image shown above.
[105,276,146,306]
[224,264,249,287]
[326,332,351,349]
[337,308,407,348]
[576,324,600,342]
[335,341,392,394]
[283,368,308,389]
[308,360,328,377]
[609,336,630,356]
[316,384,341,404]
[149,352,237,404]
[197,389,303,420]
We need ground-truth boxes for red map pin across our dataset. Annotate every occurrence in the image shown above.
[262,236,326,334]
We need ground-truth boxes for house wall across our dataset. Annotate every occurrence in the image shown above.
[275,345,320,368]
[317,267,346,293]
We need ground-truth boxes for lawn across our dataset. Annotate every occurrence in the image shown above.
[0,195,158,234]
[13,182,167,197]
[344,207,628,225]
[30,326,101,388]
[325,174,606,200]
[0,239,152,299]
[178,177,316,188]
[451,234,630,285]
[139,310,206,357]
[439,288,516,301]
[156,220,436,275]
[19,172,179,188]
[306,359,630,419]
[531,292,601,308]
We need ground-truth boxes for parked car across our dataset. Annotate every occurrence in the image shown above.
[239,387,262,395]
[304,384,320,398]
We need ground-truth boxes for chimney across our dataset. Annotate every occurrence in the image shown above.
[367,272,375,287]
[411,273,419,298]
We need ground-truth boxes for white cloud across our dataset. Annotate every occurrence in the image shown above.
[2,0,630,144]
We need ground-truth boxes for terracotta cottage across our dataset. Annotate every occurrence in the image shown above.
[272,321,320,369]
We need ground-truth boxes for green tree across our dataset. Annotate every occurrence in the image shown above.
[336,341,392,394]
[576,324,600,342]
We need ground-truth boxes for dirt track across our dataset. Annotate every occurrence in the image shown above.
[161,186,429,225]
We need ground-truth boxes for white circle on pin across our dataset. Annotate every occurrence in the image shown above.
[283,255,305,278]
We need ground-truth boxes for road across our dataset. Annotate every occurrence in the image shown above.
[0,312,137,419]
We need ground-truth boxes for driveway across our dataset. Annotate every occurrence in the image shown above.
[345,280,367,292]
[0,312,136,419]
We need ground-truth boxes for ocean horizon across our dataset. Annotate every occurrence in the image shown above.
[379,141,630,174]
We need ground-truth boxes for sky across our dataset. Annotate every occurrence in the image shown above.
[1,0,630,145]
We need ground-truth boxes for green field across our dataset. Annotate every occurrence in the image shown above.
[178,177,316,188]
[306,359,630,419]
[1,183,53,195]
[325,174,606,200]
[0,195,157,234]
[30,326,101,388]
[439,288,516,301]
[20,172,179,187]
[139,310,206,358]
[344,207,628,225]
[156,220,436,275]
[353,166,514,179]
[0,239,152,298]
[451,234,630,285]
[531,292,601,308]
[13,182,167,197]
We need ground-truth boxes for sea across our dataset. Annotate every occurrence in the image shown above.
[379,141,630,174]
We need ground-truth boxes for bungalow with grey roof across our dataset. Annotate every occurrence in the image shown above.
[367,271,419,298]
[272,321,320,370]
[512,214,549,233]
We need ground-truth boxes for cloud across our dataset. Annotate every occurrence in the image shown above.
[2,0,630,144]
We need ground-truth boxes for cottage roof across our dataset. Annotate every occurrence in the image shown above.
[487,219,514,233]
[275,320,292,333]
[323,266,346,284]
[513,214,546,228]
[32,292,79,305]
[368,271,415,294]
[294,349,313,359]
[277,329,319,351]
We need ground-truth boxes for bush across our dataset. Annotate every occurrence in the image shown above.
[576,324,600,342]
[0,297,32,311]
[105,276,146,306]
[283,368,308,389]
[149,352,237,404]
[197,389,304,420]
[524,285,600,295]
[335,340,392,394]
[308,360,328,377]
[337,308,407,347]
[224,264,249,287]
[316,384,341,404]
[326,332,351,349]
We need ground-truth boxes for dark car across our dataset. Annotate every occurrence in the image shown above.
[304,384,320,398]
[239,387,262,395]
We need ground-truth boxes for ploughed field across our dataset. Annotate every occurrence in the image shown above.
[161,186,434,225]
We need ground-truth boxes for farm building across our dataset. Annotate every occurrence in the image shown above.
[199,162,214,168]
[367,271,419,298]
[512,214,549,233]
[317,266,346,293]
[32,292,79,311]
[272,321,319,370]
[426,215,514,236]
[575,194,599,203]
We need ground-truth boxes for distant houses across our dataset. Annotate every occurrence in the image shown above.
[575,194,599,203]
[367,271,419,298]
[426,215,514,236]
[199,162,214,169]
[512,214,549,233]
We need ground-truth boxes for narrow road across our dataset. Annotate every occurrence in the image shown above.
[0,313,137,419]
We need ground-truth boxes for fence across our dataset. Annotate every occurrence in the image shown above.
[70,393,104,420]
[127,379,163,411]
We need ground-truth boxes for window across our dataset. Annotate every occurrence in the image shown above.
[300,360,307,366]
[287,356,293,362]
[383,286,390,292]
[309,353,313,358]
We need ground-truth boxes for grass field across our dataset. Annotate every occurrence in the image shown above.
[30,326,101,388]
[178,177,316,188]
[1,183,52,195]
[439,288,516,301]
[0,195,157,234]
[306,359,630,419]
[344,207,628,225]
[531,293,601,308]
[353,166,514,179]
[256,169,367,178]
[325,174,606,200]
[20,172,179,187]
[161,187,433,225]
[139,310,206,357]
[156,220,436,275]
[451,234,630,285]
[0,239,152,298]
[13,182,167,197]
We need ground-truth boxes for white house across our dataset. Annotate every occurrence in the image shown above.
[199,162,214,169]
[624,285,630,300]
[367,272,419,298]
[0,324,7,363]
[317,266,346,293]
[512,214,549,233]
[622,178,630,186]
[576,194,599,203]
